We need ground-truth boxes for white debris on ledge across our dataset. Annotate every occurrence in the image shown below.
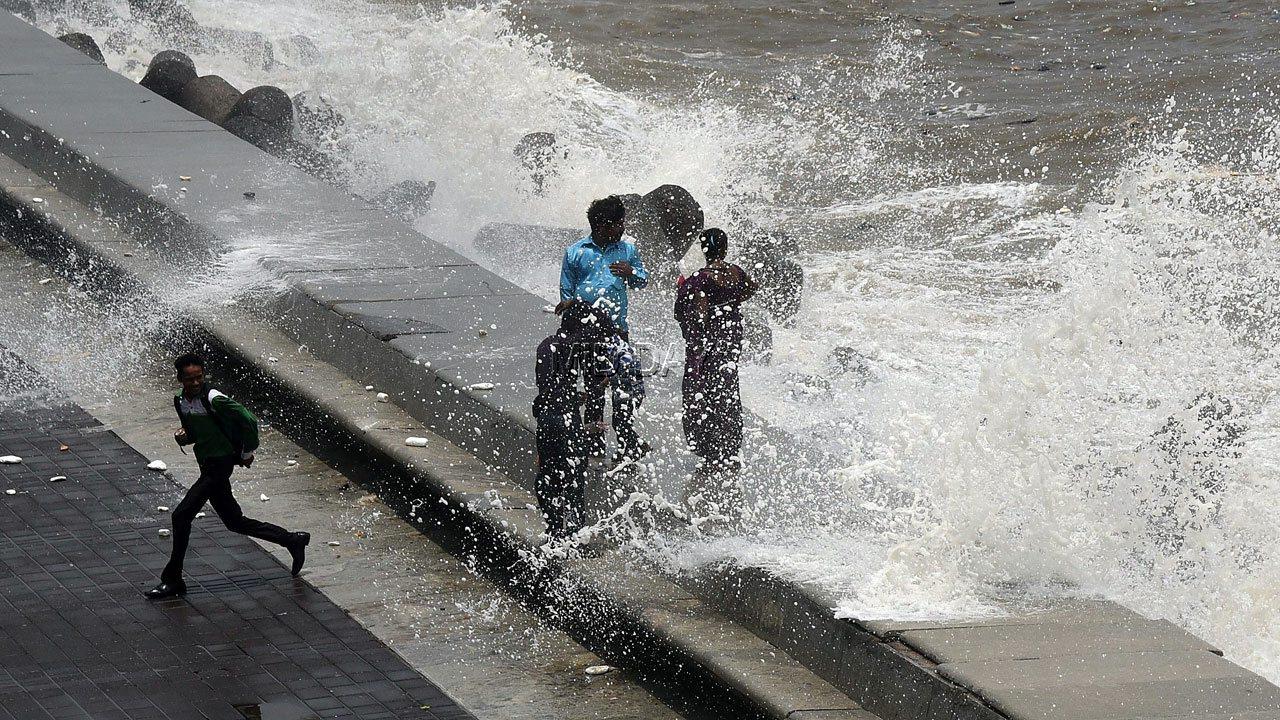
[405,437,428,447]
[0,455,22,464]
[158,528,171,537]
[49,476,66,482]
[259,493,270,502]
[364,385,374,391]
[156,505,169,512]
[4,489,16,496]
[147,460,167,471]
[376,392,389,403]
[286,459,298,466]
[327,541,340,547]
[585,665,615,676]
[38,278,53,285]
[467,383,495,391]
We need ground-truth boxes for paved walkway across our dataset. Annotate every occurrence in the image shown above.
[0,347,475,720]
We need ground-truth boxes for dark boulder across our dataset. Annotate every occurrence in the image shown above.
[127,0,200,42]
[753,255,804,324]
[1,0,36,23]
[206,27,275,70]
[617,192,664,259]
[140,51,197,103]
[514,131,560,193]
[826,347,873,385]
[740,227,804,324]
[223,115,291,155]
[57,32,105,64]
[284,34,321,66]
[741,310,773,365]
[152,49,195,68]
[369,179,436,221]
[175,74,242,125]
[228,85,293,133]
[644,184,703,261]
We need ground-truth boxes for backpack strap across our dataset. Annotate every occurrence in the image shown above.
[173,394,193,436]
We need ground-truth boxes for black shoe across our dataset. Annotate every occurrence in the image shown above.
[144,580,187,599]
[288,532,310,576]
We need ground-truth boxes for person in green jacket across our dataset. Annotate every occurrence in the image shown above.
[145,353,310,599]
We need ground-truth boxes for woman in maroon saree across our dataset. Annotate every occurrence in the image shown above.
[675,228,758,512]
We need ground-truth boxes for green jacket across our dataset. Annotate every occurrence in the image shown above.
[174,387,260,464]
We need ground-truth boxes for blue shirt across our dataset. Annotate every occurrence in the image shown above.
[559,235,649,333]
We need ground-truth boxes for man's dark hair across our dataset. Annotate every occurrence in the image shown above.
[587,195,626,229]
[174,352,205,374]
[700,227,729,261]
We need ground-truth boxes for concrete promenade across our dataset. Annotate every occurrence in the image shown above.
[3,11,1280,720]
[0,346,473,720]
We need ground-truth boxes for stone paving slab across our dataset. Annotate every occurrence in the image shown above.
[938,651,1280,720]
[894,615,1218,665]
[0,347,475,720]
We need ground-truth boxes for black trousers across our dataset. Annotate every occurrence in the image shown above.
[535,411,586,539]
[161,455,294,583]
[583,382,642,455]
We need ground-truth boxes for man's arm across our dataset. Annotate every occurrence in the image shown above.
[626,245,649,289]
[212,394,260,459]
[559,246,578,302]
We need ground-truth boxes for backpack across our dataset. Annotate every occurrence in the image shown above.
[174,386,245,457]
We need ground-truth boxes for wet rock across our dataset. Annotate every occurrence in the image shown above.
[127,0,200,43]
[140,51,197,103]
[223,115,291,153]
[617,193,664,259]
[292,91,346,145]
[57,32,106,64]
[740,227,803,324]
[785,372,831,399]
[0,0,36,23]
[827,347,874,385]
[176,74,242,125]
[644,184,704,261]
[741,311,773,365]
[206,27,275,70]
[369,179,436,220]
[284,34,321,66]
[228,85,293,134]
[514,131,561,193]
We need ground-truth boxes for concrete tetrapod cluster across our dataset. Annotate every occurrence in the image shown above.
[35,0,434,222]
[132,45,436,220]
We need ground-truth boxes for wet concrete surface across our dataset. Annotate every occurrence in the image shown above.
[0,238,686,720]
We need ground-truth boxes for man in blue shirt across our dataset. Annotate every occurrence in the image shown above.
[556,196,650,465]
[556,196,649,336]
